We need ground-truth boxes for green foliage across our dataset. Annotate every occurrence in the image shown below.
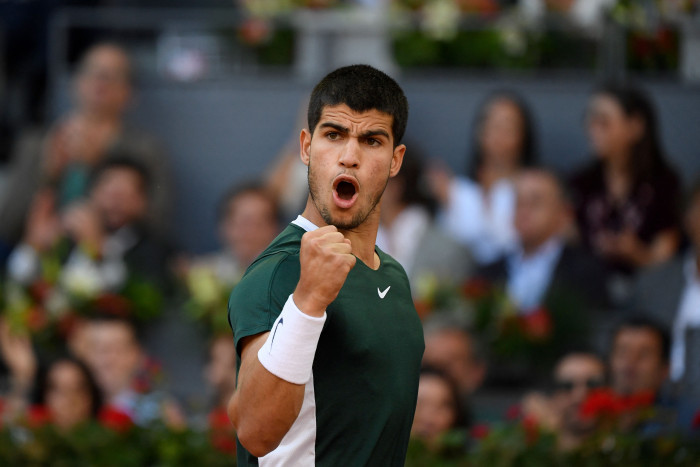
[0,422,235,467]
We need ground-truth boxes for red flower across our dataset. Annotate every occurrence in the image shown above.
[461,278,491,300]
[98,406,133,433]
[470,423,490,440]
[209,407,232,431]
[413,300,432,320]
[579,388,654,420]
[93,293,132,318]
[692,410,700,430]
[519,307,552,341]
[521,415,539,444]
[29,279,53,303]
[505,404,522,421]
[238,18,271,46]
[27,306,49,332]
[209,407,236,455]
[26,405,52,428]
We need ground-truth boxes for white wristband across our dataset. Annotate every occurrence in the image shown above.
[257,294,326,384]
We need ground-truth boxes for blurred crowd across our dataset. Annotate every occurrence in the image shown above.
[0,39,699,456]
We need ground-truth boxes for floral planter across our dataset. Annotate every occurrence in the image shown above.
[291,6,398,80]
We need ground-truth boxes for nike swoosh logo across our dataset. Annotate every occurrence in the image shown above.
[378,286,391,299]
[270,317,283,352]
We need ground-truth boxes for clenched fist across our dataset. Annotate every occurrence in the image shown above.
[293,226,356,317]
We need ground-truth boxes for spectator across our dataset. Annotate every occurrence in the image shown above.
[6,156,170,294]
[82,314,184,428]
[0,318,103,431]
[376,148,474,292]
[0,42,172,256]
[477,168,609,314]
[427,91,537,264]
[570,84,682,285]
[422,314,487,423]
[30,355,104,431]
[181,182,280,285]
[204,335,237,415]
[411,366,469,448]
[632,177,700,383]
[609,317,670,397]
[522,351,606,451]
[606,317,698,434]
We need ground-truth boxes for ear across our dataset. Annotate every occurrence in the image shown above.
[300,128,312,167]
[389,144,406,178]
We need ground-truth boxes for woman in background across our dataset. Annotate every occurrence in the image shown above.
[570,84,681,289]
[30,355,104,431]
[428,91,537,264]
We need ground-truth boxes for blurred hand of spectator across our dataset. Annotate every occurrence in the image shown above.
[23,189,62,252]
[62,201,105,256]
[0,319,37,393]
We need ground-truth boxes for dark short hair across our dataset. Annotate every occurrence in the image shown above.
[87,312,142,346]
[612,315,671,363]
[307,65,409,146]
[32,354,104,418]
[217,180,279,223]
[90,154,151,196]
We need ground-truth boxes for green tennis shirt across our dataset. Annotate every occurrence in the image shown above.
[228,217,424,466]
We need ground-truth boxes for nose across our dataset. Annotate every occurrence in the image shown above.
[338,138,360,168]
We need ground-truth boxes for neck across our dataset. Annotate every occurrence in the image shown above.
[603,152,631,178]
[301,197,380,270]
[521,235,555,257]
[78,107,121,127]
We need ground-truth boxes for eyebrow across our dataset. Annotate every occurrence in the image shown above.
[318,122,390,140]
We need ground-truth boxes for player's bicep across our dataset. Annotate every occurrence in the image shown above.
[237,332,270,388]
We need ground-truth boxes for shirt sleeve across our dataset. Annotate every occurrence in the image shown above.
[228,252,301,356]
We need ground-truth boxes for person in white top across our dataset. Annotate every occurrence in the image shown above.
[632,177,700,383]
[377,148,474,291]
[427,91,538,264]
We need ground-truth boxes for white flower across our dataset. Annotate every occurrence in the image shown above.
[61,260,104,300]
[422,0,461,41]
[45,289,71,318]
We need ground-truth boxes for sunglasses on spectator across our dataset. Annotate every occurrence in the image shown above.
[553,378,604,392]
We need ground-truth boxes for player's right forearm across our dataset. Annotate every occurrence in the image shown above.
[229,332,306,457]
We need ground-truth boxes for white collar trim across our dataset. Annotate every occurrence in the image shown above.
[292,215,319,232]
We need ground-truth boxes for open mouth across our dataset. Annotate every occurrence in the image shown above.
[332,175,359,209]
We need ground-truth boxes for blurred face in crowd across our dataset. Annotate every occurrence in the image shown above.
[46,360,95,430]
[685,191,700,251]
[514,170,571,254]
[610,327,668,396]
[91,167,148,232]
[412,373,459,444]
[478,97,525,169]
[205,336,237,404]
[75,44,132,118]
[552,353,605,435]
[423,329,485,396]
[301,104,405,231]
[220,190,278,267]
[586,94,643,162]
[86,321,143,399]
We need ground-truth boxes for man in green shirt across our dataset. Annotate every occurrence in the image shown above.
[228,65,424,466]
